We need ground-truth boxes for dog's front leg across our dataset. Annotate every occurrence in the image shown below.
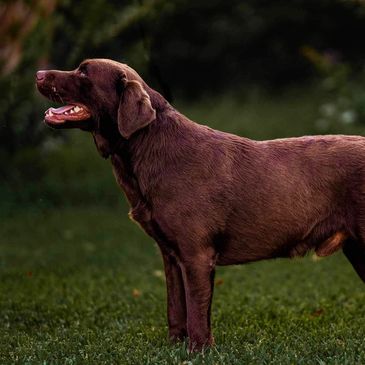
[179,251,216,352]
[161,251,188,342]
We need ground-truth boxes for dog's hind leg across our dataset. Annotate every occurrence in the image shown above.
[343,239,365,283]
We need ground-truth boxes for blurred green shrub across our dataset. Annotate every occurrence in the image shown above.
[302,46,365,131]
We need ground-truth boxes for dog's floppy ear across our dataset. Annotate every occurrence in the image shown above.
[117,80,156,139]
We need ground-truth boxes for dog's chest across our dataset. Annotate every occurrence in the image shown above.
[111,154,159,237]
[111,154,142,207]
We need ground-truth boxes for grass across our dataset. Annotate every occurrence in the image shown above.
[2,89,365,364]
[2,207,365,364]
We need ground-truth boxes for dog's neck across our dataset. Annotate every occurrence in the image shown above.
[97,88,206,210]
[145,85,171,113]
[108,105,194,206]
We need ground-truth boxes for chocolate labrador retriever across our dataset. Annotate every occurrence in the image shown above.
[36,59,365,351]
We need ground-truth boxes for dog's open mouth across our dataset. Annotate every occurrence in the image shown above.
[44,104,91,128]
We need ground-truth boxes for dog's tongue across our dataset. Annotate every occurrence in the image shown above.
[44,104,91,126]
[49,105,75,115]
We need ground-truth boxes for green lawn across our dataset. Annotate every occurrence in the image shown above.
[2,90,365,364]
[1,207,365,364]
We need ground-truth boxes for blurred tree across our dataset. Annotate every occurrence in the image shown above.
[0,0,56,179]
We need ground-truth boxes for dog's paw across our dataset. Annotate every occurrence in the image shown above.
[169,328,188,343]
[188,335,214,352]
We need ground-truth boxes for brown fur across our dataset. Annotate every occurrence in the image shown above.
[36,59,365,351]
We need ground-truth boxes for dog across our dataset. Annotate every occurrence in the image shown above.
[36,59,365,351]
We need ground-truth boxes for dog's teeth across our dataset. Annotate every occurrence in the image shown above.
[65,111,69,115]
[70,109,75,114]
[48,111,53,116]
[74,106,81,112]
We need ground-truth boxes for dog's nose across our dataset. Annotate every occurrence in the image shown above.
[36,70,47,81]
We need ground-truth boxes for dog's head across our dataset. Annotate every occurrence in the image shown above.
[36,59,156,156]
